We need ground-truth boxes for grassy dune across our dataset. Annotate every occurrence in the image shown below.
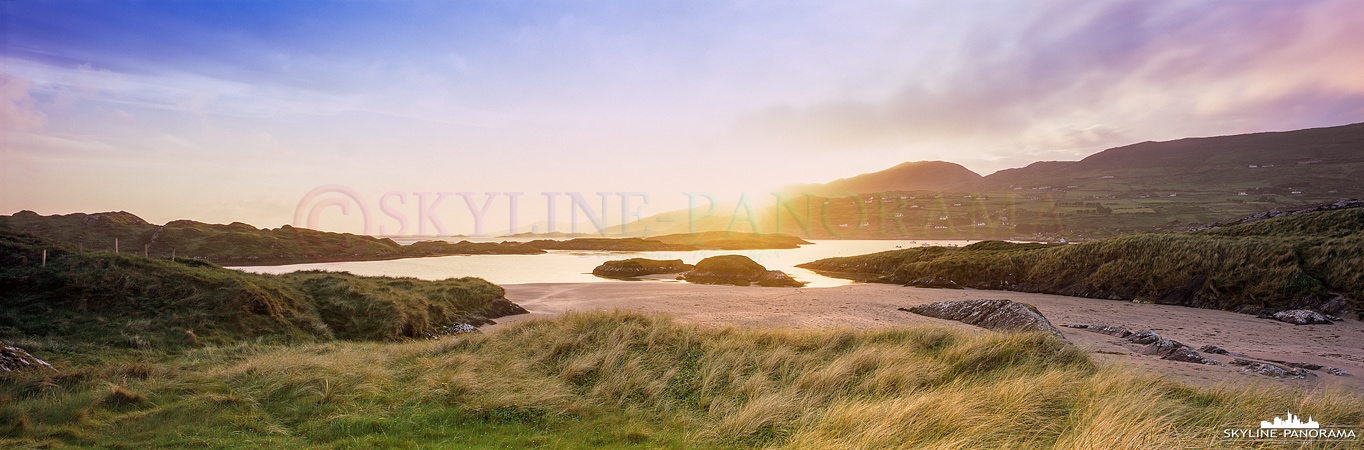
[799,208,1364,316]
[2,311,1361,449]
[0,230,522,350]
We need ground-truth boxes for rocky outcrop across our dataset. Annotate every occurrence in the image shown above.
[905,276,963,289]
[1127,330,1161,345]
[907,299,1064,339]
[1,342,52,372]
[1233,361,1315,379]
[1197,345,1229,355]
[1139,338,1224,366]
[1063,324,1132,338]
[1270,309,1333,325]
[683,255,805,287]
[1327,367,1353,376]
[592,258,694,279]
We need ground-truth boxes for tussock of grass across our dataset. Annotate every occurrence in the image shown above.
[2,311,1359,448]
[800,209,1364,315]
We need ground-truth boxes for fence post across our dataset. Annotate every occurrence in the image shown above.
[115,238,119,253]
[42,249,47,267]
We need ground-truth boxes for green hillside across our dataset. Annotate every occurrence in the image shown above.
[798,207,1364,318]
[0,230,525,349]
[0,211,544,266]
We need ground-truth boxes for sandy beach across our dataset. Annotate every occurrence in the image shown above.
[497,281,1364,392]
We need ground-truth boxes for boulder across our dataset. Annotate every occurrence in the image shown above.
[1327,367,1353,376]
[1271,310,1332,325]
[905,276,963,289]
[1063,324,1132,338]
[1,342,52,372]
[683,255,803,287]
[1239,362,1314,379]
[1127,330,1161,345]
[1198,345,1229,355]
[1139,338,1223,366]
[592,258,694,278]
[906,299,1064,339]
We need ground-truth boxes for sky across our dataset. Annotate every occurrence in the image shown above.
[3,0,1363,235]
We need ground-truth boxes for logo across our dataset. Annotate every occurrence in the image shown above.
[1260,411,1318,429]
[1218,410,1357,444]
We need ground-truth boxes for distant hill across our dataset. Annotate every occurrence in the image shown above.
[612,121,1364,240]
[970,121,1364,192]
[783,161,982,196]
[0,210,544,266]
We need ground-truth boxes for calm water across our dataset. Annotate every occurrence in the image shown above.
[232,240,974,287]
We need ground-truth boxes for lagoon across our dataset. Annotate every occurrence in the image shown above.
[232,239,974,287]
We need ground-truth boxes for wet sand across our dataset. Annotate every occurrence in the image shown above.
[496,281,1364,392]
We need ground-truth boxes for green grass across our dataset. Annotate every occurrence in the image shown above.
[0,230,522,349]
[2,311,1360,449]
[799,209,1364,316]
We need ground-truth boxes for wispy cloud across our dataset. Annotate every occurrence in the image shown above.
[736,0,1364,167]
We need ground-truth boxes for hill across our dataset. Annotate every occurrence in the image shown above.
[970,121,1364,193]
[798,205,1364,318]
[0,230,526,348]
[0,210,544,266]
[615,121,1364,239]
[783,160,983,196]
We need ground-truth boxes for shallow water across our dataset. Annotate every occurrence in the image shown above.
[231,239,974,287]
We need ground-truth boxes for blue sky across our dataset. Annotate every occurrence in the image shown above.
[3,0,1363,234]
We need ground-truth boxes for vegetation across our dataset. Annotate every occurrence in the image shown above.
[800,208,1364,317]
[0,211,543,266]
[0,230,525,349]
[2,311,1360,448]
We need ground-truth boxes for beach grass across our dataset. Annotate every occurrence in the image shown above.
[3,310,1360,449]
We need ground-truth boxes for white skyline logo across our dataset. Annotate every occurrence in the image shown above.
[1261,411,1320,429]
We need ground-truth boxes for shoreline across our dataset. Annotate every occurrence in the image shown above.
[497,281,1364,391]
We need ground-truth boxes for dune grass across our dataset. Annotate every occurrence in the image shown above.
[2,311,1359,449]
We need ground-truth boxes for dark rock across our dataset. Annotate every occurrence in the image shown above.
[1281,362,1324,371]
[1198,345,1229,355]
[1240,362,1315,379]
[1229,358,1254,366]
[1319,295,1352,317]
[1064,324,1132,338]
[683,255,803,287]
[756,270,806,287]
[906,299,1064,339]
[1,342,53,372]
[905,276,963,289]
[1327,367,1352,376]
[592,258,694,278]
[1127,330,1161,345]
[1139,338,1224,366]
[1272,310,1333,325]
